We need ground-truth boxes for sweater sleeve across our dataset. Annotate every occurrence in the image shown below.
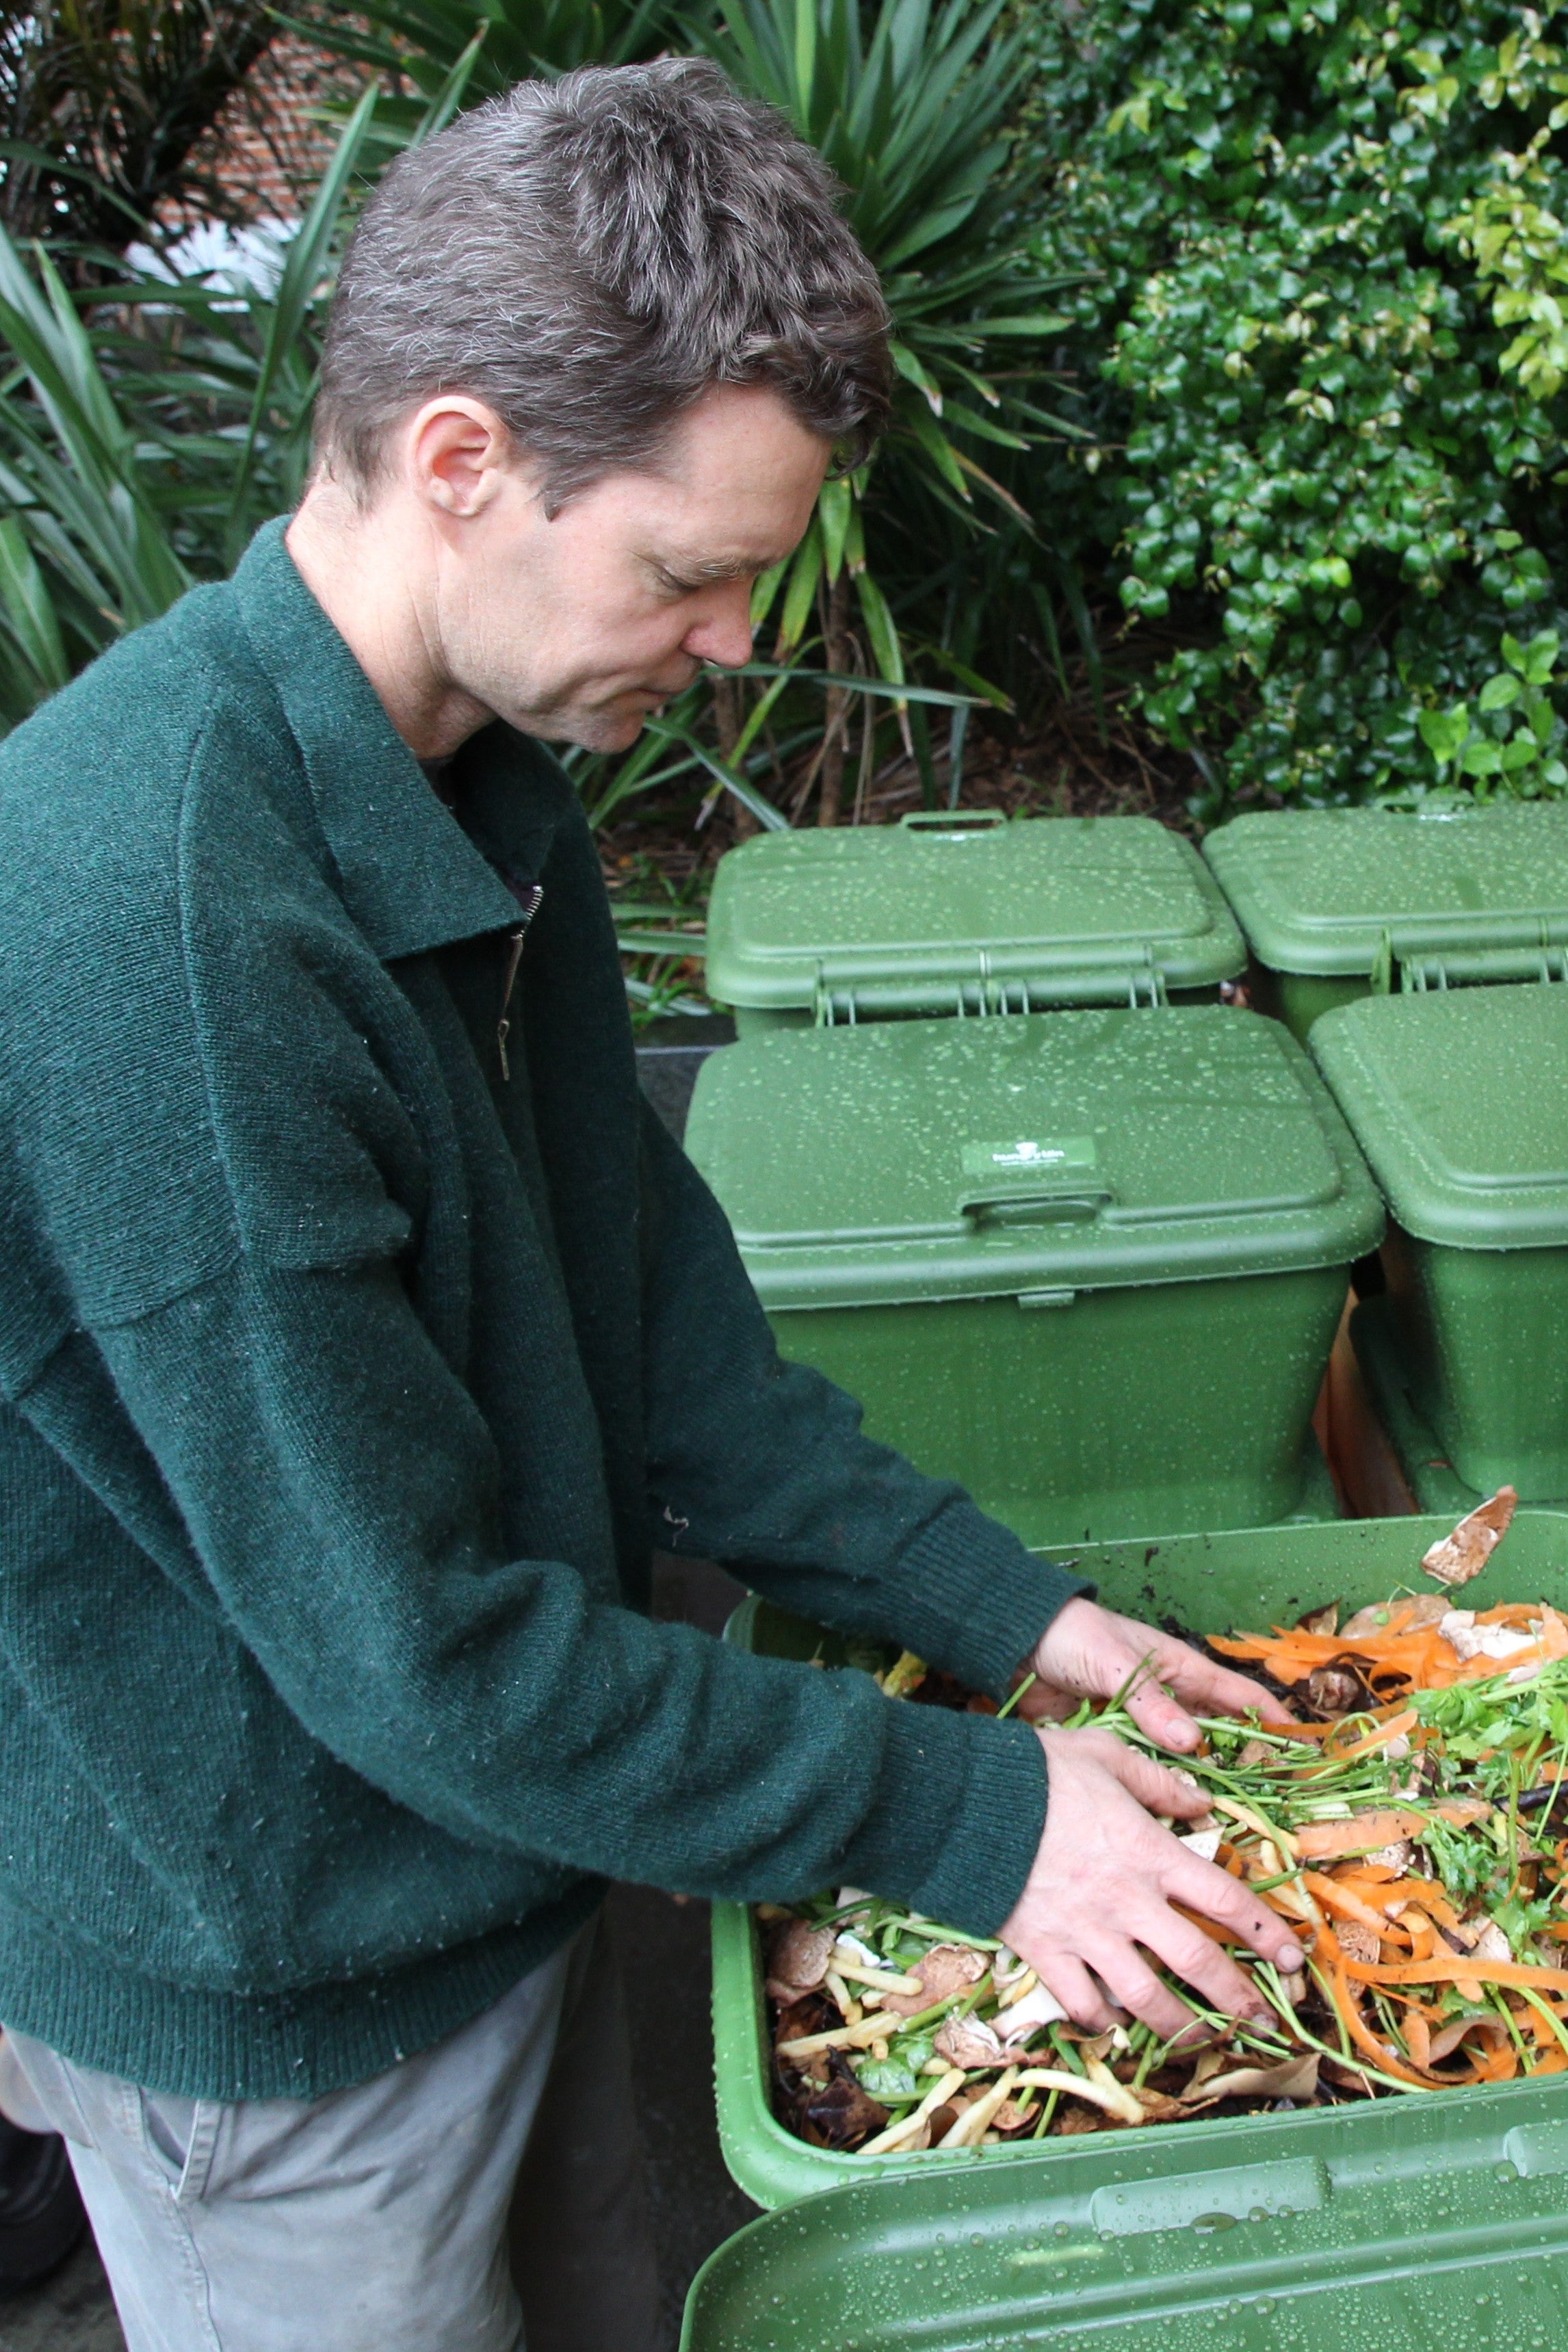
[86,1257,1049,1936]
[638,1101,1092,1701]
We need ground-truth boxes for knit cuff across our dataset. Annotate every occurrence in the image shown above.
[886,1500,1095,1702]
[833,1701,1049,1941]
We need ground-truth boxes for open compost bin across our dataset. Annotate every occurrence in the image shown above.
[1311,984,1568,1508]
[696,1512,1568,2352]
[1202,802,1568,1043]
[684,1007,1380,1547]
[704,811,1246,1034]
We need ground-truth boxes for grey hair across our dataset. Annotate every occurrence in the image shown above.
[315,59,892,507]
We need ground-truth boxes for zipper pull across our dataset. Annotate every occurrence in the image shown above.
[496,883,543,1082]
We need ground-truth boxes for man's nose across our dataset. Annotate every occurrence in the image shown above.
[683,588,755,671]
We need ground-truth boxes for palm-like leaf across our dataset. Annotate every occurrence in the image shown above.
[305,0,688,157]
[684,0,1079,815]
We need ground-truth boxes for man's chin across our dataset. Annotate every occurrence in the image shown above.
[515,707,649,754]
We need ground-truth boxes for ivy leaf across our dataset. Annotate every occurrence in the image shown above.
[1418,704,1472,765]
[1524,629,1561,685]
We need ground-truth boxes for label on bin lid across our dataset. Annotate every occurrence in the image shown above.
[704,816,1246,1012]
[961,1136,1097,1179]
[1205,805,1568,976]
[1311,983,1568,1246]
[684,1007,1383,1309]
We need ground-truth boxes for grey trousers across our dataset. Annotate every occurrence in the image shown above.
[2,1912,661,2352]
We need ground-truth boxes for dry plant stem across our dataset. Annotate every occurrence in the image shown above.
[711,675,755,840]
[850,689,877,826]
[817,571,852,827]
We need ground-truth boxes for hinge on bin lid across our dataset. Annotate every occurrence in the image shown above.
[1132,946,1167,1008]
[813,962,857,1028]
[1400,926,1568,993]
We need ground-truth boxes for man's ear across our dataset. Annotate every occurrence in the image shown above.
[406,395,516,518]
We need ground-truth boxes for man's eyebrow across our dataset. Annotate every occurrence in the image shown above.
[653,551,776,585]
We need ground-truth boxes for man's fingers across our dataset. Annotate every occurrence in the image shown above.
[1122,1675,1202,1753]
[1136,1907,1276,2024]
[1031,1952,1122,2035]
[1078,1936,1199,2043]
[1147,1643,1298,1729]
[1097,1738,1210,1819]
[1165,1853,1306,1973]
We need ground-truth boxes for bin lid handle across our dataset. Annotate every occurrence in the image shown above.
[959,1184,1114,1226]
[900,809,1006,832]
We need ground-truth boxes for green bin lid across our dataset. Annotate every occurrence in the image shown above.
[704,812,1246,1016]
[1204,803,1568,978]
[682,2089,1568,2351]
[684,1007,1381,1308]
[1309,982,1568,1248]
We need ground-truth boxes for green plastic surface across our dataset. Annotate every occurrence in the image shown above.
[705,813,1246,1019]
[707,1511,1568,2226]
[1204,803,1568,980]
[683,2091,1568,2349]
[1310,984,1568,1251]
[1380,1223,1568,1499]
[763,1275,1344,1547]
[685,1008,1381,1308]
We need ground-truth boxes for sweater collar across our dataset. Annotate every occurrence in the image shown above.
[232,519,573,962]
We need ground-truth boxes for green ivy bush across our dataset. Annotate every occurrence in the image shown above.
[1024,0,1568,809]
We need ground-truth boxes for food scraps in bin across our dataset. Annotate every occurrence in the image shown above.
[760,1504,1568,2151]
[1421,1485,1518,1588]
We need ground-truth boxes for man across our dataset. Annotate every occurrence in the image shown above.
[0,58,1303,2352]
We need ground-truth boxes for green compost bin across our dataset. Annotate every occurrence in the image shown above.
[1311,982,1568,1503]
[1203,802,1568,1042]
[683,1006,1381,1548]
[705,811,1246,1034]
[714,1505,1568,2220]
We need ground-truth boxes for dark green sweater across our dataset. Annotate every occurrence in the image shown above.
[0,521,1082,2099]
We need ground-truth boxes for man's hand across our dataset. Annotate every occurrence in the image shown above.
[999,1725,1306,2040]
[1018,1595,1298,1751]
[997,1596,1303,2036]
